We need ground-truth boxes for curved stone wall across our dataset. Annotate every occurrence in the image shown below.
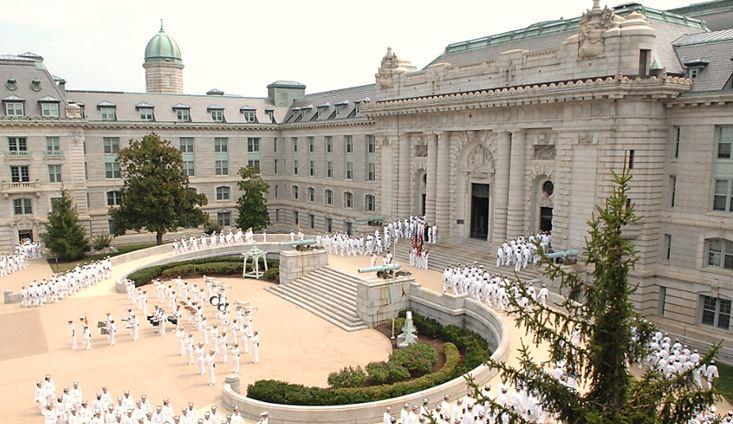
[221,283,509,424]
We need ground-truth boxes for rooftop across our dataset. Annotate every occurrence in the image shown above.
[674,28,733,45]
[267,80,306,89]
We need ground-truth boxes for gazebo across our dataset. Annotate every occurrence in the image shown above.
[242,246,268,279]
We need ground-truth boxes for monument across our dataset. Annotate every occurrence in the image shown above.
[397,311,418,348]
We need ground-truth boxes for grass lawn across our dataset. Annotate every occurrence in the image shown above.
[716,362,733,403]
[47,242,159,273]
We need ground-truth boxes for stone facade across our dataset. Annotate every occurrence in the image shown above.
[1,2,733,350]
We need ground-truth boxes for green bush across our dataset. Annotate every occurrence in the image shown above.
[365,361,411,385]
[247,342,460,406]
[390,342,438,377]
[261,268,279,282]
[327,366,367,388]
[91,234,114,251]
[127,256,279,286]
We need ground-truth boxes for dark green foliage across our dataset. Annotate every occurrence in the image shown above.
[474,170,720,424]
[247,343,460,405]
[127,256,279,286]
[110,133,208,245]
[261,268,279,283]
[91,234,113,251]
[365,361,410,385]
[236,166,270,231]
[41,188,90,261]
[203,219,222,235]
[389,343,438,377]
[327,366,368,388]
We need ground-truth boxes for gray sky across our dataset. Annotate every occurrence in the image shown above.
[0,0,698,97]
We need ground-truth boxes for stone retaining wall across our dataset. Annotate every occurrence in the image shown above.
[278,249,329,285]
[221,282,509,424]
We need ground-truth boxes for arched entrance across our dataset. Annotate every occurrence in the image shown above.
[531,176,554,232]
[456,139,495,240]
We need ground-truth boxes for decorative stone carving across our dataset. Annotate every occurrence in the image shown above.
[577,1,617,59]
[66,103,81,119]
[577,132,595,145]
[375,47,416,89]
[533,145,556,160]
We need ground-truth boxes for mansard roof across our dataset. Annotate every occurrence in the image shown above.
[282,83,375,124]
[674,29,733,91]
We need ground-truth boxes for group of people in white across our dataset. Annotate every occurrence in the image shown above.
[383,216,439,245]
[172,229,264,255]
[316,230,386,257]
[35,375,270,423]
[640,332,720,390]
[20,258,112,307]
[496,232,551,272]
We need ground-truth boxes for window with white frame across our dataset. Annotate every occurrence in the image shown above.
[274,159,278,174]
[701,295,732,330]
[346,161,353,180]
[107,191,122,206]
[5,102,24,117]
[274,185,279,197]
[105,161,121,178]
[367,163,376,182]
[365,194,375,211]
[247,160,260,171]
[215,160,228,176]
[706,238,733,270]
[8,137,27,153]
[309,160,315,176]
[326,161,333,178]
[663,234,671,261]
[309,213,315,229]
[326,136,333,153]
[669,175,677,208]
[308,137,315,152]
[217,212,231,226]
[292,185,299,200]
[211,110,225,122]
[243,110,257,123]
[293,159,299,175]
[103,137,120,154]
[10,165,30,182]
[325,189,333,205]
[216,186,231,201]
[48,164,62,183]
[214,138,228,153]
[718,126,733,160]
[183,161,195,177]
[345,135,353,153]
[292,137,298,152]
[713,179,733,212]
[46,136,60,155]
[179,137,194,153]
[293,210,299,225]
[100,106,116,121]
[41,102,59,118]
[344,192,353,208]
[175,108,190,122]
[672,126,680,159]
[367,135,375,154]
[139,108,154,121]
[308,187,315,202]
[13,198,32,214]
[247,137,260,152]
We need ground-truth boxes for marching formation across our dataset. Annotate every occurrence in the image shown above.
[316,231,385,257]
[496,232,551,272]
[21,258,112,307]
[172,228,262,255]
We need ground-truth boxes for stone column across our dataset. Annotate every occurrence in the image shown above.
[425,133,438,222]
[492,131,510,244]
[398,134,413,217]
[435,132,450,232]
[506,129,526,238]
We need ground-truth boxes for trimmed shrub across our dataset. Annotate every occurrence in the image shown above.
[389,342,438,377]
[261,268,279,283]
[127,256,279,286]
[365,361,410,385]
[327,366,367,388]
[247,342,460,406]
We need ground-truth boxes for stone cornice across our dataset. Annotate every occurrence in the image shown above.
[278,117,375,131]
[665,92,733,108]
[0,118,280,131]
[364,75,692,117]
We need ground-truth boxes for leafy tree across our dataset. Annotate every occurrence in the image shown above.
[465,169,719,424]
[110,133,208,245]
[41,188,90,261]
[235,166,270,231]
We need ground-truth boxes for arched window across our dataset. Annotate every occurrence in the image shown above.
[344,192,353,208]
[325,189,333,205]
[365,194,375,212]
[216,186,230,201]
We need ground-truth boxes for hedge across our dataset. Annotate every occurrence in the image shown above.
[127,256,280,286]
[246,342,460,405]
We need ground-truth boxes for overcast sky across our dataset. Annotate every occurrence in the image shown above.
[0,0,698,97]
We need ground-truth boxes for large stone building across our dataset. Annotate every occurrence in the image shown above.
[2,1,733,350]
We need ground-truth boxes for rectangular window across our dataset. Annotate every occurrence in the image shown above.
[41,103,59,118]
[293,210,299,226]
[345,135,353,153]
[107,191,122,206]
[367,135,376,153]
[182,160,195,177]
[658,286,666,316]
[216,187,230,201]
[628,150,635,170]
[211,110,224,122]
[673,126,680,159]
[669,175,676,208]
[5,102,24,117]
[367,163,375,181]
[247,160,260,171]
[327,161,333,178]
[217,212,231,226]
[309,214,315,229]
[707,239,733,270]
[308,187,315,202]
[105,161,121,179]
[179,137,194,153]
[13,198,32,214]
[326,136,333,153]
[275,208,281,222]
[10,165,30,182]
[8,137,27,153]
[309,160,315,176]
[103,137,120,154]
[100,107,116,121]
[663,234,671,261]
[274,159,278,174]
[293,159,298,175]
[243,110,257,123]
[326,217,332,233]
[139,108,154,121]
[639,49,650,77]
[214,138,228,153]
[701,295,732,330]
[718,127,733,160]
[292,186,299,200]
[713,179,731,211]
[308,137,315,153]
[48,164,62,183]
[46,137,60,155]
[346,161,353,180]
[274,137,278,152]
[325,190,333,205]
[176,108,190,122]
[247,137,260,153]
[215,160,229,176]
[292,137,298,152]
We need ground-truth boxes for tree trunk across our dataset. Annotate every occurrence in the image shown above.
[156,231,164,245]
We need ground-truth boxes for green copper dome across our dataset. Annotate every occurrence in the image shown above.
[144,22,182,65]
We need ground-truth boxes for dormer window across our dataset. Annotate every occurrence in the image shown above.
[3,96,25,117]
[265,109,275,123]
[240,107,257,123]
[354,101,360,115]
[173,104,191,122]
[335,101,348,116]
[38,96,60,118]
[97,102,117,121]
[208,105,225,122]
[136,102,155,121]
[684,58,709,80]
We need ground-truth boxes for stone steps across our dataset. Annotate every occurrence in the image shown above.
[268,266,368,332]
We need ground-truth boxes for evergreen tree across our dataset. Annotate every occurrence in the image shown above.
[110,133,208,245]
[41,188,90,261]
[465,169,719,424]
[236,166,271,231]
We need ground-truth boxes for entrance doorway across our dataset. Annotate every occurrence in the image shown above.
[421,194,426,217]
[18,229,33,242]
[470,183,490,240]
[540,207,553,232]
